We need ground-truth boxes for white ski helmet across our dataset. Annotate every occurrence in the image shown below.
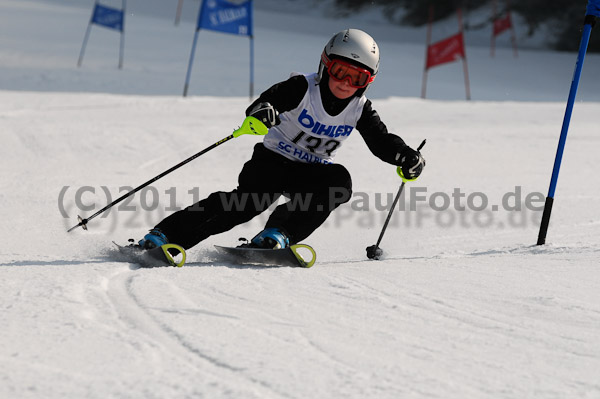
[318,28,380,93]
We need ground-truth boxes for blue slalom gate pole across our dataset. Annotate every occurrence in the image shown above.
[183,29,200,97]
[183,0,253,98]
[537,2,598,245]
[77,0,98,67]
[119,0,126,69]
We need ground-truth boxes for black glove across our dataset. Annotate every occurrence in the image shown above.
[398,146,426,180]
[248,102,280,128]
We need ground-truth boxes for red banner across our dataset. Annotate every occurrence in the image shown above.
[493,13,512,36]
[426,32,465,70]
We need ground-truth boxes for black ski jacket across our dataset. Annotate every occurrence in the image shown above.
[246,74,408,165]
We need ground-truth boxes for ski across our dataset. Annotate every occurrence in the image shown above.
[214,244,316,268]
[113,242,186,268]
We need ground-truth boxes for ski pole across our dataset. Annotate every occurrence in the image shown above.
[67,116,268,232]
[367,139,426,260]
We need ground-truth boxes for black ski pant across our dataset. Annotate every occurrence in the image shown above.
[154,143,352,249]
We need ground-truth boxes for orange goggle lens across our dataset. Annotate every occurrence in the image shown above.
[324,55,374,88]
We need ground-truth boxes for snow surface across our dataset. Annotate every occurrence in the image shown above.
[1,0,600,398]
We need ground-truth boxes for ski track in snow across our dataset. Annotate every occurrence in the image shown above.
[105,269,293,398]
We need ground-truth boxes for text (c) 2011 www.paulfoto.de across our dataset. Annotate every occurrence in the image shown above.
[58,185,544,231]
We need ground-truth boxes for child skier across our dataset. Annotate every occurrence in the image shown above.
[138,28,425,250]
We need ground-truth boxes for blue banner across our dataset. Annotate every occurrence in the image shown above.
[92,4,124,32]
[197,0,252,36]
[587,0,600,17]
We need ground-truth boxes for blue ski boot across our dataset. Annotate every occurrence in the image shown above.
[250,228,289,249]
[138,228,168,250]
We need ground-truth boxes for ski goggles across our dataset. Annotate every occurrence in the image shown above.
[322,52,375,88]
